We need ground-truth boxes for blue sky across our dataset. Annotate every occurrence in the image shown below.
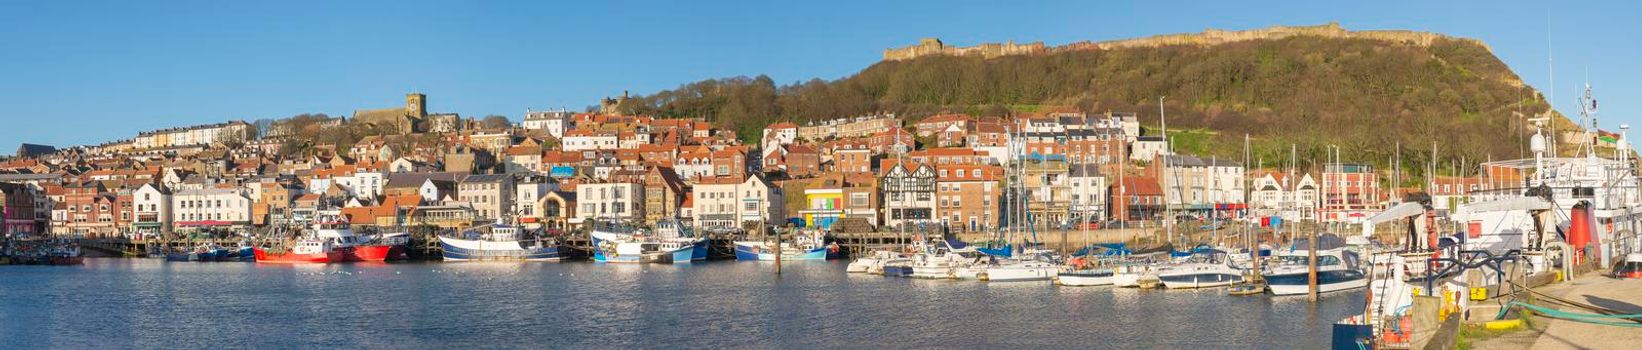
[1,0,1637,148]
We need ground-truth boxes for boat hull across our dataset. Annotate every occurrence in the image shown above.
[1265,270,1368,295]
[439,238,561,262]
[979,265,1058,282]
[909,265,955,279]
[48,256,84,265]
[846,258,879,273]
[882,263,914,277]
[1158,273,1243,289]
[1057,270,1116,286]
[254,247,347,263]
[733,243,828,261]
[691,239,709,261]
[354,245,409,262]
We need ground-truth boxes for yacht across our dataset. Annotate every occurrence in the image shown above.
[1156,250,1244,289]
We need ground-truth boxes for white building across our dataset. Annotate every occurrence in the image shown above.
[1250,172,1320,221]
[562,131,619,151]
[132,183,172,238]
[691,175,783,230]
[132,121,252,149]
[171,188,252,227]
[1130,135,1169,162]
[522,110,573,138]
[575,182,644,222]
[1067,164,1109,222]
[334,171,385,200]
[762,122,799,157]
[881,161,937,228]
[514,178,554,223]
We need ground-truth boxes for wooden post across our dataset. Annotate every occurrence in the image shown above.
[1308,230,1319,301]
[774,226,782,275]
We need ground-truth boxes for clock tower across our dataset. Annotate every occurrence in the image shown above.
[405,92,426,119]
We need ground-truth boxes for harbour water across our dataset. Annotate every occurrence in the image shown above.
[2,259,1363,348]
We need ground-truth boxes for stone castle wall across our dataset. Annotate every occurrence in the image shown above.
[883,23,1488,62]
[883,38,1047,61]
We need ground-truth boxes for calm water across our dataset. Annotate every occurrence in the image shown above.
[1,259,1363,349]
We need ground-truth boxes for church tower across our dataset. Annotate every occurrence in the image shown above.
[405,92,427,119]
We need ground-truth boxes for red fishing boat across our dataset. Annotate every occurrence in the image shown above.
[353,232,410,261]
[254,238,351,263]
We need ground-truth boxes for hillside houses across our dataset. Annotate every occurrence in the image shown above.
[3,90,1435,240]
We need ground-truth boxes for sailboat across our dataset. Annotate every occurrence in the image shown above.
[973,119,1059,283]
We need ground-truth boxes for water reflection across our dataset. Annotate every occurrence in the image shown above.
[1,259,1362,348]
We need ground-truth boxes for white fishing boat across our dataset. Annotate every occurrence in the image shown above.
[439,223,563,262]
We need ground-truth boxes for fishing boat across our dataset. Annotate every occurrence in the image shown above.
[47,244,84,265]
[1264,235,1368,296]
[254,238,347,263]
[656,219,709,261]
[164,249,194,262]
[734,230,837,261]
[590,220,693,264]
[1156,249,1244,289]
[231,241,256,262]
[193,244,229,261]
[356,232,410,262]
[440,222,563,262]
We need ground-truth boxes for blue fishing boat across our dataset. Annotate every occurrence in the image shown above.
[590,220,696,264]
[656,220,708,261]
[164,251,193,261]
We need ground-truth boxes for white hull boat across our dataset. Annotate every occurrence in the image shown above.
[978,260,1058,282]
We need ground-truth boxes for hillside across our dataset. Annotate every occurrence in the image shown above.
[616,24,1577,179]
